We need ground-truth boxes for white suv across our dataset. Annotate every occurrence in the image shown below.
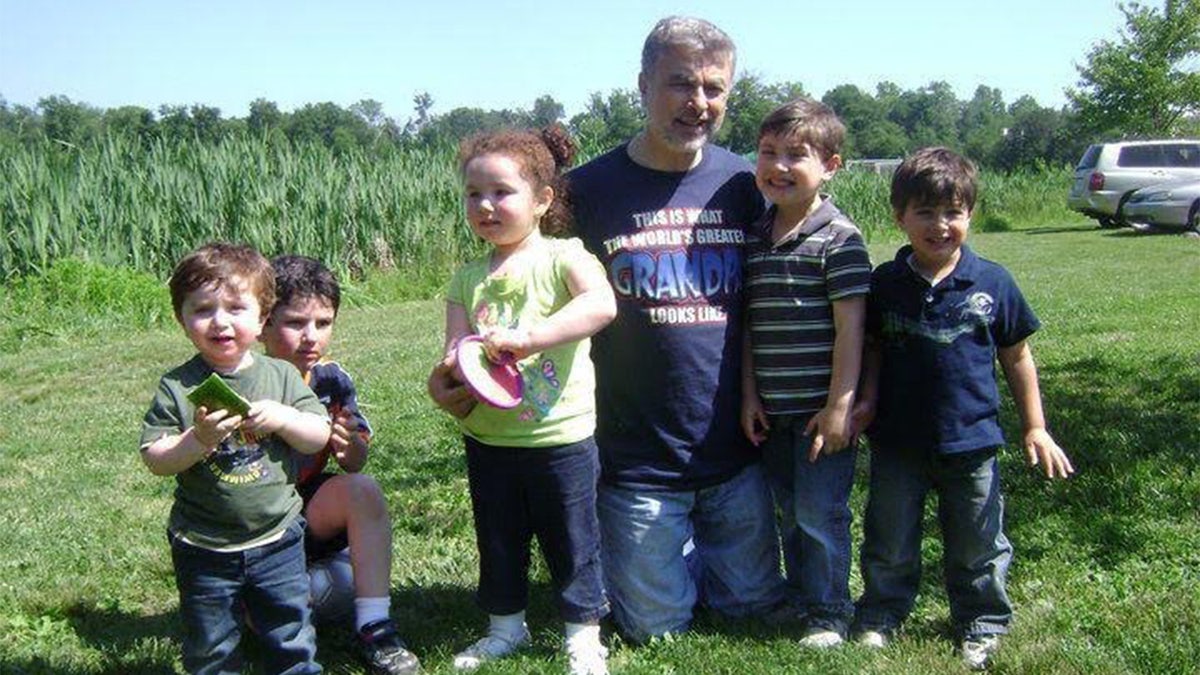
[1067,140,1200,228]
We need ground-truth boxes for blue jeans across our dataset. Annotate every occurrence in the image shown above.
[761,414,856,633]
[855,446,1013,638]
[597,463,784,642]
[169,517,321,675]
[465,436,609,623]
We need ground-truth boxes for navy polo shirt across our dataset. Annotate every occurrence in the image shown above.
[867,244,1040,454]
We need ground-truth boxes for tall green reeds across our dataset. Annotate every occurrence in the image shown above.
[829,163,1083,239]
[0,135,481,287]
[0,136,1083,287]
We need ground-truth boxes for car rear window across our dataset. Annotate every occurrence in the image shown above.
[1076,145,1101,170]
[1164,144,1200,167]
[1117,143,1200,168]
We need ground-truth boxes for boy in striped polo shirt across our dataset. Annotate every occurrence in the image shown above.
[741,99,872,647]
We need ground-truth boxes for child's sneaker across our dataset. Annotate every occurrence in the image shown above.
[566,636,609,675]
[453,626,531,671]
[854,629,888,648]
[961,634,999,670]
[358,619,421,675]
[798,626,844,648]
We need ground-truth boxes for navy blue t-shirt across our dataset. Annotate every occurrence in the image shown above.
[570,144,765,490]
[296,360,372,485]
[867,245,1040,454]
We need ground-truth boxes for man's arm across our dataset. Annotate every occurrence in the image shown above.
[740,323,769,446]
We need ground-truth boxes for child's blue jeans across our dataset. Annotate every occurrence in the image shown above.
[464,435,609,624]
[855,446,1013,638]
[761,413,857,634]
[169,517,321,675]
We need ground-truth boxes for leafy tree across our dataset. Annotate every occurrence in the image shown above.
[993,96,1082,171]
[102,105,157,145]
[569,89,643,154]
[0,97,41,145]
[891,81,962,149]
[287,101,372,151]
[404,92,435,137]
[1068,0,1200,138]
[39,95,100,147]
[718,74,806,154]
[823,84,907,158]
[959,85,1011,165]
[247,98,283,139]
[189,104,225,145]
[158,104,193,143]
[350,99,386,128]
[418,106,530,144]
[531,94,565,127]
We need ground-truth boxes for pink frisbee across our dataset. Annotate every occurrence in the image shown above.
[454,335,523,409]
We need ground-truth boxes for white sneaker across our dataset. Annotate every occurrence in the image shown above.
[566,638,609,675]
[961,635,999,670]
[453,628,531,670]
[856,630,887,648]
[798,628,844,648]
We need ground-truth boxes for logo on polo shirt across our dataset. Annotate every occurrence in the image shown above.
[961,292,996,322]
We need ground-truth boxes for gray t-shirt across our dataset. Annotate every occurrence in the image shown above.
[141,353,327,548]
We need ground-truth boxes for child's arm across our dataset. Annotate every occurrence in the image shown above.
[804,295,866,461]
[482,255,616,360]
[241,401,331,455]
[428,301,478,418]
[141,407,243,476]
[848,334,880,442]
[997,339,1074,479]
[330,408,370,473]
[740,323,769,446]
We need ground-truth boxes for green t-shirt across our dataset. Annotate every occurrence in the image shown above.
[140,353,328,549]
[447,237,601,447]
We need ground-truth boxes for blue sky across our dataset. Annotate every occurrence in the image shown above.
[0,0,1127,123]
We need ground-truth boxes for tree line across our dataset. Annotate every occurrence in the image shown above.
[2,0,1196,171]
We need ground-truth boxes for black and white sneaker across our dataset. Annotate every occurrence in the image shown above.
[358,619,421,675]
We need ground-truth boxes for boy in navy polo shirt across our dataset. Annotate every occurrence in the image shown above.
[851,147,1074,669]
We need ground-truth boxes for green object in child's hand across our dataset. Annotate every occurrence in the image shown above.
[187,373,251,416]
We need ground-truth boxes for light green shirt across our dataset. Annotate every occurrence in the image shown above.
[447,237,601,447]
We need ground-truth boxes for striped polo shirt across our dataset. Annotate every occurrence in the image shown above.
[745,197,872,415]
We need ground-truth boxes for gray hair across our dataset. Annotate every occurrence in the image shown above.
[641,16,736,75]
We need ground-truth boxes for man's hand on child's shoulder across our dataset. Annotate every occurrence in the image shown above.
[1023,427,1074,479]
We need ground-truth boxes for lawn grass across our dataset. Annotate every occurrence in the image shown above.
[1,223,1198,674]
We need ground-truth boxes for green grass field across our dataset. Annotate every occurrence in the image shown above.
[1,222,1198,674]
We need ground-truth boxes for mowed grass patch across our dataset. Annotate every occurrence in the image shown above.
[1,224,1198,673]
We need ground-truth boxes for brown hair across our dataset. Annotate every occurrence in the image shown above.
[457,124,577,236]
[270,255,340,317]
[759,98,846,161]
[890,147,979,214]
[169,242,275,320]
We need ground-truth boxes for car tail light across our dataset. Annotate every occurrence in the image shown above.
[1088,172,1105,191]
